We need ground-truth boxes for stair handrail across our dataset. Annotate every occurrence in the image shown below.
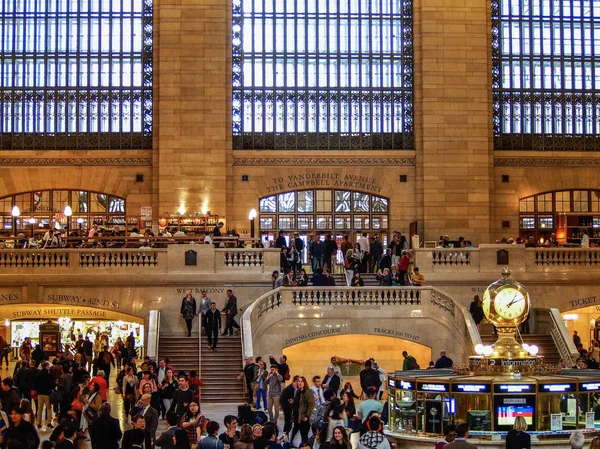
[241,287,284,358]
[459,306,482,354]
[147,310,160,359]
[537,307,579,367]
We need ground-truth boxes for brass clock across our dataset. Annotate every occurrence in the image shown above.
[481,266,529,327]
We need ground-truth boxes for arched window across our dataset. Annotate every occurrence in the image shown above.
[232,0,413,150]
[0,0,153,149]
[259,189,389,236]
[519,189,600,243]
[492,0,600,150]
[0,189,127,236]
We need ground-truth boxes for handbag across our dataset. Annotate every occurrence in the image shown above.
[252,383,259,392]
[71,398,83,412]
[50,390,62,405]
[114,383,122,395]
[83,407,98,422]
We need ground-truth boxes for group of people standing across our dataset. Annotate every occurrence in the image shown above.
[180,290,240,349]
[240,355,390,449]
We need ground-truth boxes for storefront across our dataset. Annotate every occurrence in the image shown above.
[560,305,600,350]
[3,305,144,358]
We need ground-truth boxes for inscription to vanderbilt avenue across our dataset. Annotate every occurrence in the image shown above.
[266,173,382,194]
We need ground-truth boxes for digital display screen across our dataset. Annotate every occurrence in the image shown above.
[417,382,448,392]
[538,383,577,393]
[494,384,534,394]
[497,406,534,426]
[452,384,490,393]
[581,382,600,392]
[444,398,456,414]
[398,380,414,390]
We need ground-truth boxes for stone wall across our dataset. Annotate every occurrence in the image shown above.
[0,0,599,244]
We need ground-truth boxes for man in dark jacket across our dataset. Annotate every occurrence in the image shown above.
[434,351,454,369]
[89,403,122,449]
[359,360,382,396]
[269,354,289,380]
[323,234,338,271]
[16,360,38,401]
[243,357,258,403]
[279,375,298,435]
[131,393,159,449]
[34,361,55,428]
[154,412,178,449]
[169,375,194,419]
[222,289,240,336]
[370,236,384,272]
[311,268,328,286]
[0,378,20,415]
[322,367,341,394]
[89,402,123,449]
[275,231,287,249]
[204,302,221,350]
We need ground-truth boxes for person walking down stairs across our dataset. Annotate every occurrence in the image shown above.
[222,290,240,336]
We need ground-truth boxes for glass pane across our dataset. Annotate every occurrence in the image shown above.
[108,196,125,213]
[14,193,30,212]
[520,217,535,229]
[31,191,50,212]
[259,215,274,230]
[278,192,295,212]
[90,193,108,213]
[316,214,332,230]
[353,216,364,229]
[573,190,589,212]
[538,216,554,229]
[260,196,277,213]
[536,193,553,212]
[73,191,89,213]
[278,215,294,230]
[519,197,534,213]
[555,191,571,213]
[52,190,70,212]
[372,215,387,229]
[334,215,351,229]
[297,215,313,230]
[334,191,351,212]
[316,190,332,212]
[372,196,388,213]
[297,191,314,212]
[353,192,370,212]
[593,191,600,212]
[0,198,11,214]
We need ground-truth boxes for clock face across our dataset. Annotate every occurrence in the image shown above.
[494,288,526,321]
[482,289,491,320]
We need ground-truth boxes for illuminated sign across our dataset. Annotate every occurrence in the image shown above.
[399,380,414,390]
[580,383,600,392]
[452,384,490,393]
[389,379,395,388]
[538,383,576,393]
[417,382,448,392]
[494,384,534,394]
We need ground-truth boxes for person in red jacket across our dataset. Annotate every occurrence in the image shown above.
[397,250,410,286]
[188,370,204,404]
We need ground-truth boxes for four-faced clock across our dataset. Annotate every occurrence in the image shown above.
[493,288,526,321]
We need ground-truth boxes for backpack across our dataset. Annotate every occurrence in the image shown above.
[310,403,327,429]
[407,356,420,370]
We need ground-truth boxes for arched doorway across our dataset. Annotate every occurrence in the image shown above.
[258,189,390,258]
[283,334,431,398]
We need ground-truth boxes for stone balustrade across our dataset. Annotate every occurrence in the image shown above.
[0,245,279,275]
[242,286,474,361]
[415,245,600,276]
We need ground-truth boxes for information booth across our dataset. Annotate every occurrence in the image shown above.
[387,371,600,442]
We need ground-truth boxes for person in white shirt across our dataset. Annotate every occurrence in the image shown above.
[357,233,370,254]
[310,376,325,407]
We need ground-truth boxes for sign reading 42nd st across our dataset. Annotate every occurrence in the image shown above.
[46,294,120,310]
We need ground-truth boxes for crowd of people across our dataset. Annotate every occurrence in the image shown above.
[273,232,426,288]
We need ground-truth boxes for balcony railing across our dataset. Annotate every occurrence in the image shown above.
[0,246,279,274]
[241,286,476,360]
[415,245,600,276]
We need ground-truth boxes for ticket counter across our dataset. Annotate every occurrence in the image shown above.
[387,371,600,440]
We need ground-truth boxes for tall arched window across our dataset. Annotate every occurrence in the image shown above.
[492,0,600,150]
[0,189,128,236]
[0,0,153,149]
[232,0,413,150]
